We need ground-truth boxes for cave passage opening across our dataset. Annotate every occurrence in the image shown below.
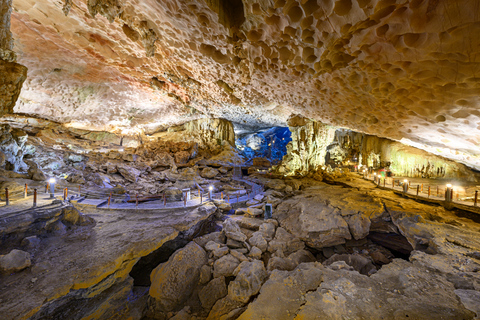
[235,127,291,165]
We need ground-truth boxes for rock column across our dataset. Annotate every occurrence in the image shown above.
[279,115,336,175]
[0,0,27,117]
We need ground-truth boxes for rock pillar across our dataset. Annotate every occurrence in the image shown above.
[0,0,28,117]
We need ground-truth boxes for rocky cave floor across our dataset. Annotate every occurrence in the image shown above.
[1,169,480,320]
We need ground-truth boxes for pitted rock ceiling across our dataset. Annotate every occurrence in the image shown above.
[7,0,480,168]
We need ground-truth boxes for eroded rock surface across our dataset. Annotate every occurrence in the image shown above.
[0,203,217,320]
[3,0,480,169]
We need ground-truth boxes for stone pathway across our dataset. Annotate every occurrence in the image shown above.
[362,173,480,214]
[0,178,264,214]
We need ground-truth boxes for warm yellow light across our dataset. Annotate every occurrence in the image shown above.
[446,184,452,188]
[209,186,213,191]
[404,179,408,183]
[374,173,377,176]
[49,178,56,184]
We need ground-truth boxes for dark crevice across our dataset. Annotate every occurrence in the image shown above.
[368,232,413,259]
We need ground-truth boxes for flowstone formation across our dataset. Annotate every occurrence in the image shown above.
[278,114,336,175]
[4,0,480,168]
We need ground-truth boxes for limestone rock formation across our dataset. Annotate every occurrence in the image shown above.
[329,129,480,181]
[0,60,27,117]
[4,0,480,169]
[275,194,353,249]
[279,116,336,175]
[0,249,31,273]
[1,0,27,117]
[149,242,208,313]
[228,260,267,304]
[198,276,228,311]
[239,260,475,320]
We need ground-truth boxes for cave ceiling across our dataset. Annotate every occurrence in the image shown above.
[8,0,480,168]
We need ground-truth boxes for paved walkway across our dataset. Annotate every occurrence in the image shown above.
[362,173,480,214]
[0,192,66,219]
[0,177,264,214]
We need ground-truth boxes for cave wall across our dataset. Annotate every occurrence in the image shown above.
[331,130,480,182]
[279,117,480,182]
[0,0,27,117]
[183,117,235,148]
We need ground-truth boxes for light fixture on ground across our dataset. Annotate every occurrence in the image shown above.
[49,178,56,199]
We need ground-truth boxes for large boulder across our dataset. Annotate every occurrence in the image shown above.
[117,165,141,182]
[0,249,31,273]
[213,254,240,278]
[65,171,86,184]
[223,218,247,242]
[198,276,228,311]
[149,242,207,312]
[259,222,276,241]
[275,190,353,249]
[268,227,305,255]
[248,232,268,253]
[228,260,268,303]
[24,159,46,181]
[200,167,219,179]
[345,214,371,240]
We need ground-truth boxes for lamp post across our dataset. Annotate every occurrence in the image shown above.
[445,184,453,202]
[403,179,408,194]
[49,178,56,199]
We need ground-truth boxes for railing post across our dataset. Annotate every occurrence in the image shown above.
[5,188,9,206]
[33,189,37,207]
[392,179,394,188]
[163,192,166,206]
[416,185,419,196]
[221,192,224,200]
[428,186,431,198]
[45,183,48,194]
[437,186,439,197]
[475,190,478,207]
[183,191,186,207]
[78,185,81,196]
[108,193,112,208]
[237,193,239,203]
[383,178,385,187]
[200,192,202,204]
[135,194,138,209]
[227,194,229,203]
[421,184,423,192]
[24,183,28,198]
